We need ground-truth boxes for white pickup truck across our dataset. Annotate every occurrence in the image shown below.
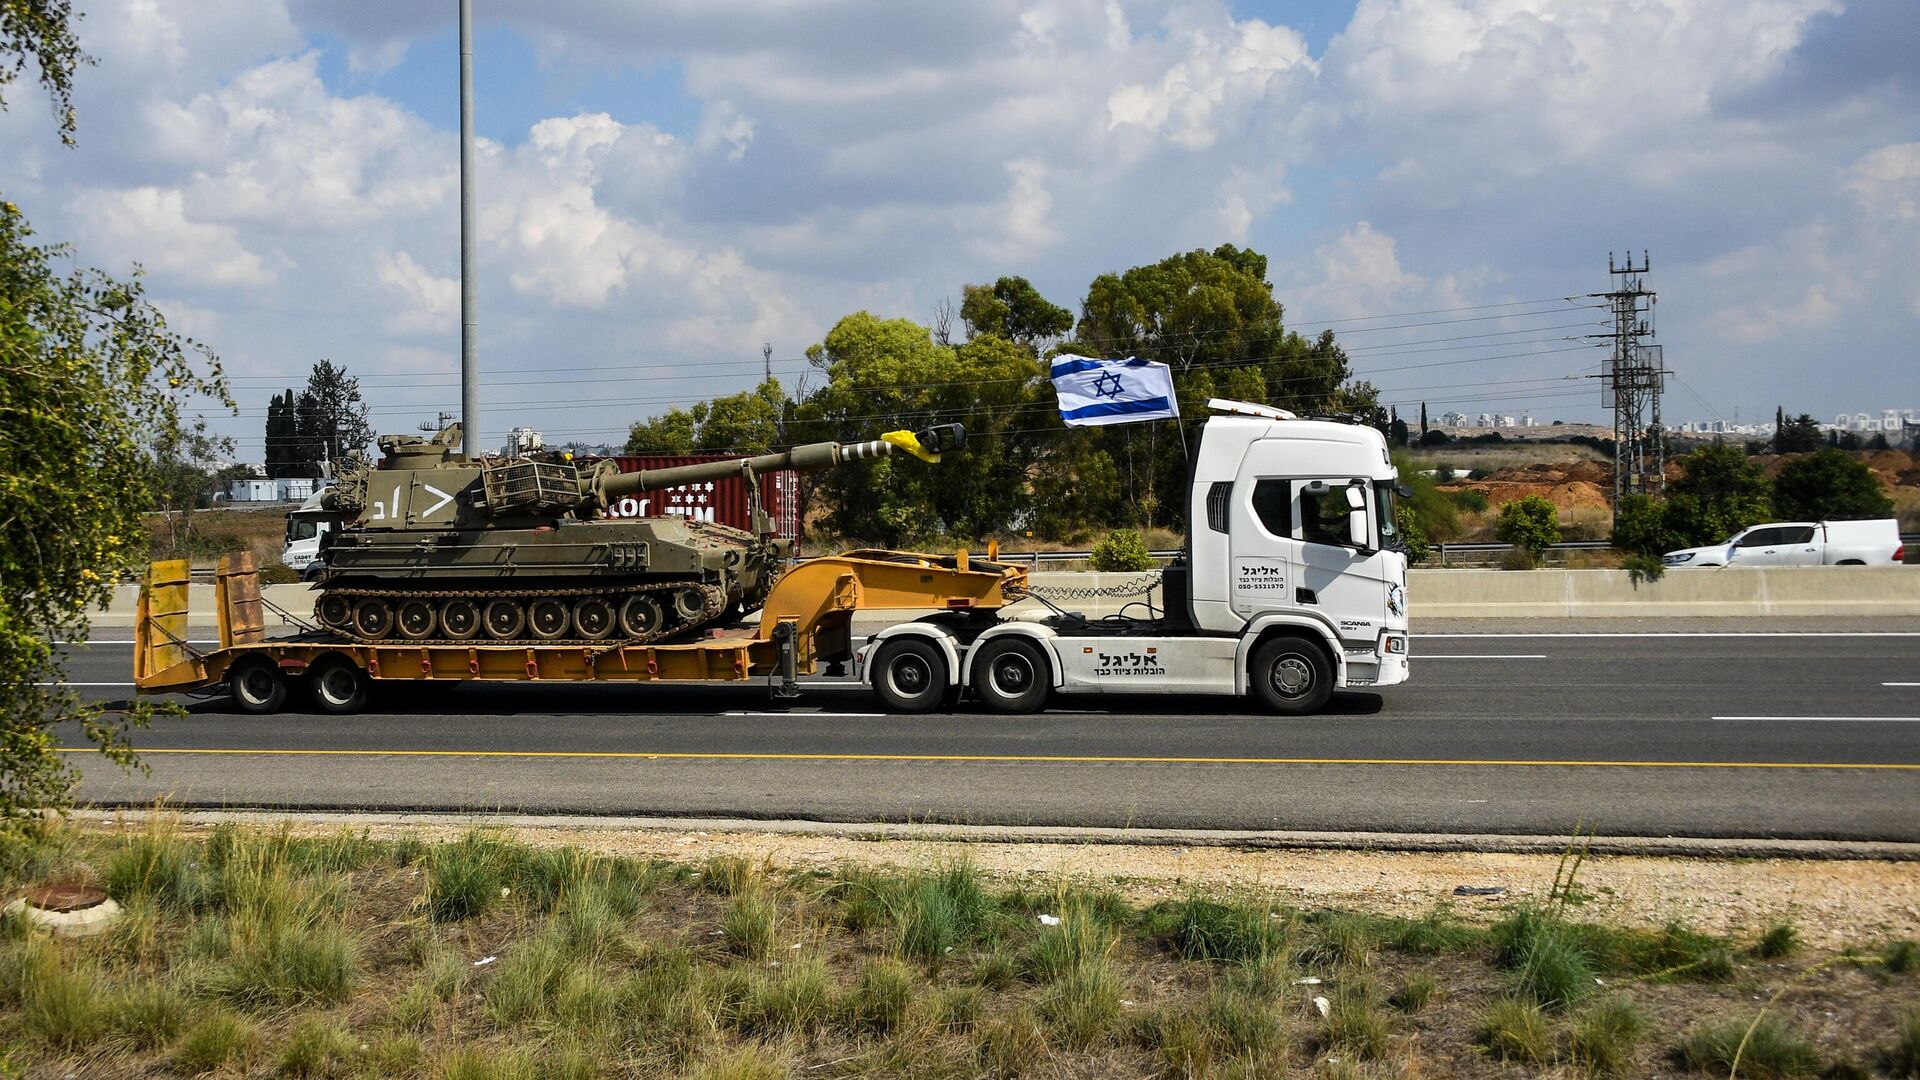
[1662,519,1905,568]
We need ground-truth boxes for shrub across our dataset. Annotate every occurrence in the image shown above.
[276,1019,355,1077]
[1036,960,1122,1048]
[1448,488,1487,512]
[106,820,203,910]
[109,981,190,1049]
[1496,494,1561,555]
[1676,1014,1821,1077]
[174,1009,256,1074]
[1622,552,1665,584]
[1881,1009,1920,1077]
[1570,995,1645,1075]
[974,1009,1047,1078]
[1479,997,1552,1063]
[1163,894,1290,965]
[1754,921,1799,959]
[1499,544,1538,571]
[846,957,915,1034]
[1296,911,1375,970]
[895,862,991,963]
[1774,447,1894,521]
[1089,528,1156,571]
[722,888,777,960]
[21,960,106,1050]
[1884,939,1918,975]
[426,832,506,922]
[1324,981,1389,1060]
[1389,972,1438,1013]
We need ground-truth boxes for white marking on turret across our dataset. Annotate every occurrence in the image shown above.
[420,484,455,518]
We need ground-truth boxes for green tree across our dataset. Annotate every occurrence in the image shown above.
[959,276,1072,348]
[1496,495,1561,556]
[1772,411,1822,454]
[1611,443,1774,557]
[263,387,303,478]
[1088,528,1155,571]
[1,200,228,851]
[0,0,88,144]
[148,418,234,554]
[1772,448,1894,521]
[796,312,1046,545]
[293,360,370,472]
[624,407,697,454]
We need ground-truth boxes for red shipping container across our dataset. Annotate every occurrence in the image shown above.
[594,455,799,541]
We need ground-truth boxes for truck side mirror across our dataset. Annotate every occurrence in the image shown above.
[1345,484,1370,549]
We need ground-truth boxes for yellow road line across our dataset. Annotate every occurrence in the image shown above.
[54,747,1920,769]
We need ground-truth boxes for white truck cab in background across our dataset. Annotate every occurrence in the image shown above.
[282,492,333,580]
[857,400,1410,715]
[1662,519,1905,568]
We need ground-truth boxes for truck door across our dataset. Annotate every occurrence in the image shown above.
[1231,474,1393,645]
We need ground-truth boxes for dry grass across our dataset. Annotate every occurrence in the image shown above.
[1,817,1915,1078]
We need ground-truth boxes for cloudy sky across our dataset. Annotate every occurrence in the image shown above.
[3,0,1916,462]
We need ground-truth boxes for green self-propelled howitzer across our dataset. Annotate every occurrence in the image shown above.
[311,423,964,645]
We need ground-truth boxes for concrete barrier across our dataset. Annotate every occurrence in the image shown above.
[1410,565,1920,618]
[93,565,1920,628]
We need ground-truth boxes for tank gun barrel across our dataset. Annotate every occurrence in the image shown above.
[593,423,964,506]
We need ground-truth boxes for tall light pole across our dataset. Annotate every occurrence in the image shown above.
[458,0,479,456]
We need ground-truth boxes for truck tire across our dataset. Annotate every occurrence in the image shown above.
[227,657,287,714]
[871,637,948,714]
[970,637,1050,714]
[1248,635,1332,715]
[308,657,371,715]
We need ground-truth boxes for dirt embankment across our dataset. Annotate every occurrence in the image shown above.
[1443,449,1920,513]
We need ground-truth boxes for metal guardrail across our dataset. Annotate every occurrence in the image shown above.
[993,541,1616,567]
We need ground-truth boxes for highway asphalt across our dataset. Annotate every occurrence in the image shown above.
[49,620,1920,841]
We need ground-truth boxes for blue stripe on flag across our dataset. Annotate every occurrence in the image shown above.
[1060,396,1175,421]
[1049,356,1155,377]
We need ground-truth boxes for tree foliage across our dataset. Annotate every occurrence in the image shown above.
[625,380,787,457]
[1611,444,1775,556]
[1772,410,1822,454]
[959,276,1071,347]
[292,360,371,472]
[0,200,227,850]
[1496,495,1561,555]
[0,0,89,144]
[1772,448,1894,522]
[1088,528,1155,572]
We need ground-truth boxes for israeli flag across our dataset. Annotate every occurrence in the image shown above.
[1049,355,1181,427]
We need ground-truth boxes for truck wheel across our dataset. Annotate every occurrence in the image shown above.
[308,658,371,715]
[971,637,1050,714]
[227,657,287,714]
[871,637,948,714]
[1249,636,1332,715]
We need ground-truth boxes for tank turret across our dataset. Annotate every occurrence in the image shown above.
[309,422,964,645]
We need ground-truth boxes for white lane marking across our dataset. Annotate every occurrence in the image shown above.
[1712,715,1920,723]
[35,682,135,687]
[1426,632,1920,638]
[1885,682,1920,687]
[1419,654,1547,660]
[724,711,887,718]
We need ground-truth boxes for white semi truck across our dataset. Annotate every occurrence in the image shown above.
[281,492,333,580]
[858,399,1412,715]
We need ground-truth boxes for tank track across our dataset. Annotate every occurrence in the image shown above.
[314,580,728,648]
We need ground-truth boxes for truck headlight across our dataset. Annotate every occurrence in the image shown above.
[1383,635,1407,655]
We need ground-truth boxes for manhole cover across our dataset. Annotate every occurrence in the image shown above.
[23,884,108,913]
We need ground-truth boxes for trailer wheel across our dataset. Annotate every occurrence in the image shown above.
[227,657,287,714]
[308,658,371,715]
[871,637,948,714]
[1248,636,1332,715]
[971,637,1050,714]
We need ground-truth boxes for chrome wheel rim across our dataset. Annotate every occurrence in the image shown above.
[1270,656,1312,697]
[887,654,932,699]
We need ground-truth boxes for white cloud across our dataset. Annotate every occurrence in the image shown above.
[374,250,458,336]
[70,186,275,286]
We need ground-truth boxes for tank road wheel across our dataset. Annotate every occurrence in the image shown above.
[1248,635,1333,716]
[316,593,354,633]
[351,598,393,639]
[227,656,287,714]
[970,636,1050,715]
[671,588,707,625]
[439,598,480,640]
[618,594,664,638]
[395,598,438,641]
[308,657,371,715]
[528,597,571,641]
[572,596,616,640]
[870,637,948,714]
[483,598,526,640]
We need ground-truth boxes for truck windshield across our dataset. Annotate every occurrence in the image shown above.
[286,518,319,542]
[1376,482,1399,549]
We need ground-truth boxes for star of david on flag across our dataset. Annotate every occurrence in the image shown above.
[1049,355,1181,427]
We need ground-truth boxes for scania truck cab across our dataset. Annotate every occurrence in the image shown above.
[282,492,332,581]
[858,399,1410,715]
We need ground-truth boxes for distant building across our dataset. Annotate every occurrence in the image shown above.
[225,478,321,503]
[1476,412,1494,428]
